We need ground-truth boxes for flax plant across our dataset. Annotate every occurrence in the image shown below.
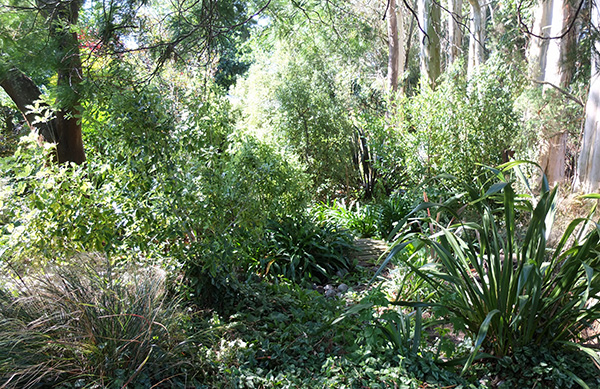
[378,164,600,372]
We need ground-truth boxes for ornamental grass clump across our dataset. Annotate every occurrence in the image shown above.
[0,260,201,388]
[380,163,600,372]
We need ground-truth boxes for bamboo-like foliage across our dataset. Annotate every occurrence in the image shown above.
[378,164,600,371]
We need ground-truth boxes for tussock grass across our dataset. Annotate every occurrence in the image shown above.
[0,260,201,388]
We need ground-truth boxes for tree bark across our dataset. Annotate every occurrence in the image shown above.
[467,0,484,77]
[574,0,600,193]
[418,0,441,87]
[448,0,463,64]
[527,0,551,81]
[55,24,86,164]
[0,68,57,143]
[528,0,579,187]
[387,0,400,92]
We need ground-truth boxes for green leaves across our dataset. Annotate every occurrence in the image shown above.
[383,165,600,372]
[264,215,354,283]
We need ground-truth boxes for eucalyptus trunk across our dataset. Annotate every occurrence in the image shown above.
[418,0,441,87]
[467,0,484,77]
[574,0,600,192]
[387,0,400,91]
[528,0,577,187]
[447,0,463,64]
[388,0,408,92]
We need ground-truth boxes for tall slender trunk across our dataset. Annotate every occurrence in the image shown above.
[467,0,484,77]
[397,2,406,88]
[574,0,600,192]
[387,0,400,92]
[418,0,441,87]
[529,0,577,186]
[448,0,463,64]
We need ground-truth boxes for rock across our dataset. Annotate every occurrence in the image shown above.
[324,288,337,298]
[337,283,349,293]
[324,284,334,291]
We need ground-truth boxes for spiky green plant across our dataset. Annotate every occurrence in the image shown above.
[264,215,354,282]
[0,260,203,388]
[376,163,600,373]
[312,200,380,238]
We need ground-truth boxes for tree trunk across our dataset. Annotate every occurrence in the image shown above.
[574,0,600,192]
[448,0,463,64]
[397,2,406,89]
[418,0,441,87]
[55,22,86,164]
[528,0,551,81]
[467,0,484,77]
[0,0,86,164]
[528,0,578,187]
[387,0,400,92]
[0,68,57,143]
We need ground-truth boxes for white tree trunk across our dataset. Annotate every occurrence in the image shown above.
[574,1,600,193]
[418,0,441,86]
[467,0,484,77]
[388,0,400,92]
[529,0,574,187]
[397,3,406,85]
[527,0,552,81]
[543,0,566,84]
[540,0,566,187]
[448,0,463,64]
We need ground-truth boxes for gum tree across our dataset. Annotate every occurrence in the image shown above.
[574,0,600,192]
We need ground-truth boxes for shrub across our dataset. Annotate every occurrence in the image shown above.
[395,57,522,186]
[0,260,204,388]
[313,192,416,241]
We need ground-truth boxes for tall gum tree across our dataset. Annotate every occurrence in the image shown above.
[387,0,407,92]
[448,0,463,64]
[467,0,484,77]
[418,0,441,86]
[574,0,600,193]
[528,0,578,186]
[387,0,400,91]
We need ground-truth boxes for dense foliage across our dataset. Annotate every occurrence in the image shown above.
[1,0,599,386]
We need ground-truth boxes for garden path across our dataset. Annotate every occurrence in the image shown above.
[352,238,389,271]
